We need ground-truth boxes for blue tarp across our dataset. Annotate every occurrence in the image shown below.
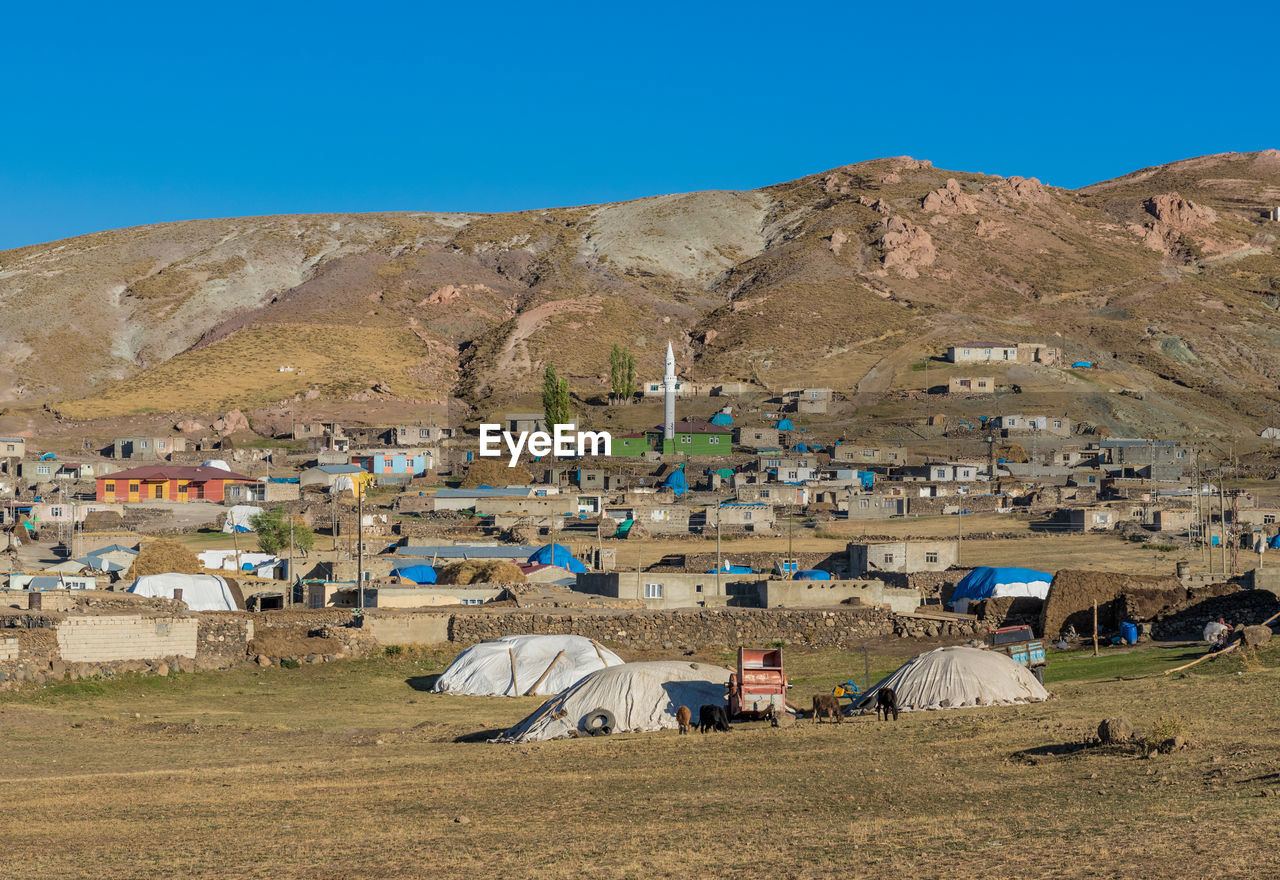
[528,543,587,573]
[793,570,832,581]
[39,452,57,460]
[663,469,688,496]
[857,470,875,489]
[706,564,755,574]
[794,443,810,452]
[710,413,732,426]
[1072,361,1093,368]
[776,418,794,431]
[1270,535,1280,550]
[392,564,438,584]
[950,566,1053,603]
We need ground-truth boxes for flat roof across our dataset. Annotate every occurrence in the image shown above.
[395,544,542,559]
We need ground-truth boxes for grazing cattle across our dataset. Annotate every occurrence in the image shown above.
[811,693,843,724]
[699,704,731,733]
[876,687,899,721]
[676,705,692,735]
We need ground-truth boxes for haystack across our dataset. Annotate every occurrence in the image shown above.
[433,635,624,696]
[127,573,243,611]
[131,539,202,577]
[461,457,532,489]
[1040,569,1181,638]
[498,661,731,742]
[854,646,1049,712]
[436,559,526,585]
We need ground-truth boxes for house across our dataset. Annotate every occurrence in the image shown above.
[575,570,765,609]
[650,420,732,456]
[947,376,994,394]
[1097,439,1187,479]
[1235,507,1280,526]
[505,413,546,434]
[349,450,432,479]
[997,415,1072,437]
[432,486,536,513]
[20,459,60,481]
[292,422,336,442]
[848,540,958,576]
[394,544,543,562]
[0,438,25,459]
[1154,508,1195,532]
[1066,507,1117,531]
[31,501,124,524]
[95,465,256,503]
[642,379,692,399]
[831,445,908,467]
[1017,343,1061,365]
[736,483,808,506]
[705,502,776,531]
[735,426,782,450]
[947,343,1018,364]
[224,480,302,505]
[620,503,692,535]
[299,464,366,490]
[841,494,908,519]
[391,424,453,446]
[784,388,833,414]
[609,433,655,457]
[927,462,984,482]
[112,436,188,460]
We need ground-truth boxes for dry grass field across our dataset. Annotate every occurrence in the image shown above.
[1,642,1277,879]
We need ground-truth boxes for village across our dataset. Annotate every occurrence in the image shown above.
[1,338,1276,680]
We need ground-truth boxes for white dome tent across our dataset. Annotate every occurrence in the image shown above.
[497,660,732,742]
[432,635,624,697]
[127,573,242,611]
[854,646,1049,713]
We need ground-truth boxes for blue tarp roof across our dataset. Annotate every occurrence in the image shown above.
[793,570,832,581]
[392,564,437,584]
[706,564,755,574]
[528,543,587,573]
[951,566,1053,602]
[776,418,794,431]
[710,413,733,426]
[663,470,687,496]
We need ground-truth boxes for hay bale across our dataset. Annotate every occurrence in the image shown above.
[1098,716,1134,744]
[461,458,532,489]
[130,539,203,577]
[81,510,124,531]
[436,559,527,585]
[1040,570,1182,639]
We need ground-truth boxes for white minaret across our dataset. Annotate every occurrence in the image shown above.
[663,341,677,441]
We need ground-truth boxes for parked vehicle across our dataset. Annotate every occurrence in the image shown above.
[985,625,1047,683]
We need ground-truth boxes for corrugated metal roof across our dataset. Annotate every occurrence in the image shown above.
[395,544,543,559]
[435,487,534,498]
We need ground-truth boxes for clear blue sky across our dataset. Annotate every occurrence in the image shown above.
[2,0,1277,250]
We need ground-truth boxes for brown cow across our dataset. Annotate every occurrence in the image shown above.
[811,693,843,724]
[676,705,692,735]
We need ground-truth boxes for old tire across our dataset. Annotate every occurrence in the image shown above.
[582,708,616,736]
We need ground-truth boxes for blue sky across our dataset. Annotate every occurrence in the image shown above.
[2,1,1277,250]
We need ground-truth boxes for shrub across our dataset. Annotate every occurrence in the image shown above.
[384,645,404,657]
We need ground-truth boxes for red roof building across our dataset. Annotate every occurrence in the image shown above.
[96,465,256,503]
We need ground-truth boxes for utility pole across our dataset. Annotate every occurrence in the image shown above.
[1218,476,1228,576]
[356,480,365,609]
[288,513,295,607]
[716,520,722,599]
[957,504,963,565]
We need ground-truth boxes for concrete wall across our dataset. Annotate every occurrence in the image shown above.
[362,613,451,645]
[0,637,16,661]
[56,615,198,662]
[575,571,766,609]
[848,540,958,576]
[759,579,920,613]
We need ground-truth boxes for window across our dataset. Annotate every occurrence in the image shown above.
[888,452,898,461]
[695,583,703,593]
[786,471,798,480]
[761,489,771,499]
[709,436,720,444]
[652,510,669,521]
[5,444,13,452]
[104,481,115,493]
[882,554,895,565]
[141,440,149,448]
[925,551,939,564]
[681,435,691,443]
[157,440,166,449]
[644,582,664,599]
[809,391,820,399]
[962,349,971,356]
[1265,515,1276,525]
[153,484,164,498]
[129,482,139,493]
[1053,421,1062,429]
[859,499,870,508]
[36,465,50,475]
[50,507,62,518]
[743,511,753,521]
[977,381,988,389]
[419,429,430,438]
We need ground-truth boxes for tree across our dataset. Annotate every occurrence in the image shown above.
[542,364,572,429]
[609,344,637,403]
[249,506,315,556]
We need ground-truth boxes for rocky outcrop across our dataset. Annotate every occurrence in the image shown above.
[829,227,849,256]
[991,176,1051,206]
[174,419,206,433]
[211,409,250,436]
[922,178,978,214]
[1132,192,1220,253]
[878,216,937,278]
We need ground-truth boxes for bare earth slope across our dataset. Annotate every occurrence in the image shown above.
[1,151,1279,438]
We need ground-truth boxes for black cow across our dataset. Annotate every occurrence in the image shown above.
[699,703,731,733]
[876,687,899,721]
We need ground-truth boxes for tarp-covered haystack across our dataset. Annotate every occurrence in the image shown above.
[949,566,1053,613]
[392,564,437,585]
[498,660,731,742]
[432,635,624,697]
[127,573,244,611]
[527,543,587,573]
[854,646,1048,713]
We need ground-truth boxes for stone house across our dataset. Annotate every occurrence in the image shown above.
[848,539,958,576]
[947,342,1018,364]
[705,502,776,531]
[947,376,995,394]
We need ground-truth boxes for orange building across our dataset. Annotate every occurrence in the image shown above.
[96,465,256,503]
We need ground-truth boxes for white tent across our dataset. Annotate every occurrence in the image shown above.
[127,573,241,611]
[223,505,263,533]
[854,646,1049,713]
[202,459,232,471]
[432,635,624,697]
[498,660,731,742]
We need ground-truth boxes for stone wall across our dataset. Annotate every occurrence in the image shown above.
[0,635,16,661]
[874,568,974,603]
[56,615,199,663]
[444,607,980,651]
[194,614,255,670]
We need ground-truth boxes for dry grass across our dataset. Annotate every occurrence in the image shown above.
[0,643,1276,879]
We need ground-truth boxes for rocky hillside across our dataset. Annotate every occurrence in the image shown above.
[1,150,1278,439]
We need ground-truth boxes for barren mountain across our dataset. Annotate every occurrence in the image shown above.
[2,150,1279,441]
